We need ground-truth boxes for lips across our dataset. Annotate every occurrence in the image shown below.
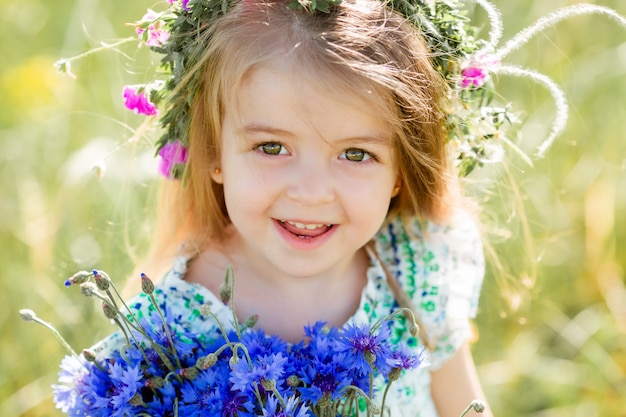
[278,220,333,238]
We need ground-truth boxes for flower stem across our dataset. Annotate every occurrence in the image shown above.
[25,314,79,360]
[149,292,182,369]
[60,37,136,64]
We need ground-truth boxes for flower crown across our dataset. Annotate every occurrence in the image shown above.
[56,0,626,179]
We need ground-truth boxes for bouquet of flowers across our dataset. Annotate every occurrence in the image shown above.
[21,269,486,417]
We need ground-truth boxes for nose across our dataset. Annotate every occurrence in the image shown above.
[285,158,335,206]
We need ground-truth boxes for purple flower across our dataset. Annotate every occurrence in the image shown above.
[158,140,188,178]
[122,86,158,116]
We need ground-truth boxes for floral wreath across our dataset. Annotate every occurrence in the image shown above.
[55,0,626,179]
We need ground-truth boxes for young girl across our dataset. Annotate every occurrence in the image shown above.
[139,0,490,414]
[74,0,492,415]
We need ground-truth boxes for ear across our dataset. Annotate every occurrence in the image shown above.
[211,167,223,184]
[391,176,402,198]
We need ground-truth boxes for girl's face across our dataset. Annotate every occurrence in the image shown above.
[212,63,398,279]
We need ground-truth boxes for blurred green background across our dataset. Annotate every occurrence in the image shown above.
[1,0,625,416]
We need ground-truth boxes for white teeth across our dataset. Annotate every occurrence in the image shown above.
[286,221,329,230]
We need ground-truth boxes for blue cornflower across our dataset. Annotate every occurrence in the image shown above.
[240,328,288,358]
[137,306,197,359]
[298,357,352,405]
[52,355,89,415]
[335,323,394,376]
[88,362,143,417]
[262,394,312,417]
[179,367,228,416]
[147,380,179,415]
[230,352,288,394]
[386,344,427,373]
[222,391,255,417]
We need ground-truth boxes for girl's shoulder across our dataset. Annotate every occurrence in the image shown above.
[373,210,484,273]
[372,211,485,368]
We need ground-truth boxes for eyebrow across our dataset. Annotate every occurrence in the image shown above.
[242,123,294,138]
[242,122,390,145]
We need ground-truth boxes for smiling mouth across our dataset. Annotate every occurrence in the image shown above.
[277,220,334,238]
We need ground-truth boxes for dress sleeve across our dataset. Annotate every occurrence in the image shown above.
[374,211,485,370]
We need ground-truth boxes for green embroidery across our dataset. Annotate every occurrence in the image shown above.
[421,300,436,312]
[357,397,367,413]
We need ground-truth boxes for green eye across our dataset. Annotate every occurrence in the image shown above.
[259,143,285,155]
[342,148,371,162]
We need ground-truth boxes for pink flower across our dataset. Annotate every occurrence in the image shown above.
[145,25,170,47]
[135,9,158,36]
[461,67,488,88]
[158,141,188,179]
[461,54,500,88]
[123,86,158,116]
[167,0,190,10]
[135,9,170,47]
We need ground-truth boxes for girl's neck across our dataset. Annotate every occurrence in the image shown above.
[185,230,369,342]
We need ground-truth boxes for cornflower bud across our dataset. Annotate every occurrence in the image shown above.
[260,378,276,391]
[19,309,37,322]
[470,400,486,413]
[286,375,301,387]
[92,270,110,291]
[80,282,99,297]
[317,393,331,409]
[196,354,218,370]
[179,367,198,380]
[145,376,164,389]
[129,393,146,406]
[244,314,259,328]
[140,273,155,294]
[229,355,239,369]
[102,302,118,320]
[82,349,97,362]
[219,280,231,304]
[409,322,420,337]
[199,303,212,317]
[388,367,401,382]
[369,404,381,415]
[64,270,92,287]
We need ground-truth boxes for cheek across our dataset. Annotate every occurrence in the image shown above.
[222,164,280,213]
[341,174,395,215]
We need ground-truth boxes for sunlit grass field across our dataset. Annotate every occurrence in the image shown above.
[1,0,625,416]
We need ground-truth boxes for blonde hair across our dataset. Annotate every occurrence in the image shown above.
[146,0,458,270]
